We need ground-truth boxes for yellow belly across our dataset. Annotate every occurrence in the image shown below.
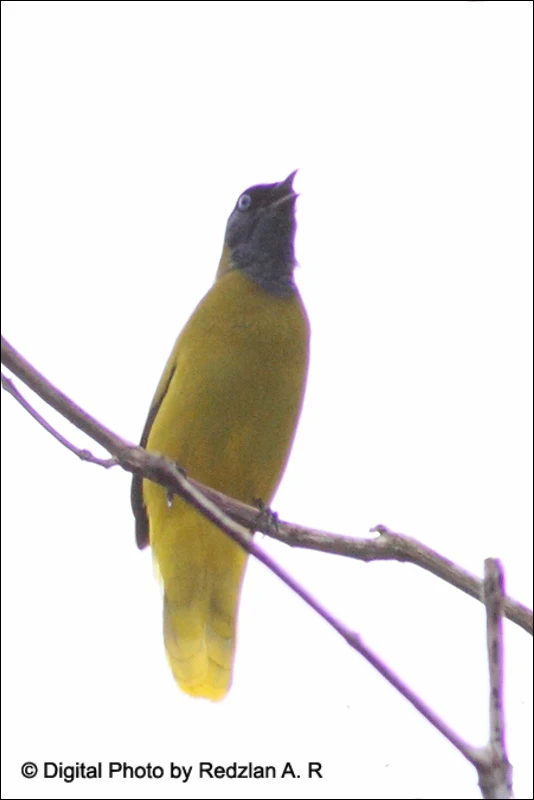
[143,270,309,699]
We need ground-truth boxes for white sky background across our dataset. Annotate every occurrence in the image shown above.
[1,1,532,798]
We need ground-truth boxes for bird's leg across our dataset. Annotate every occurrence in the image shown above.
[252,498,279,536]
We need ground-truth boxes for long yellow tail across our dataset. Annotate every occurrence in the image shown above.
[155,501,248,701]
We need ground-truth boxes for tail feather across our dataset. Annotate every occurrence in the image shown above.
[157,512,249,701]
[163,596,235,701]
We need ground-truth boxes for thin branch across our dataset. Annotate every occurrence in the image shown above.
[475,559,513,799]
[1,373,116,467]
[1,336,131,456]
[1,334,532,638]
[187,488,533,636]
[485,560,508,758]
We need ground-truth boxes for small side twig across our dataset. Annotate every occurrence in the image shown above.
[1,373,116,467]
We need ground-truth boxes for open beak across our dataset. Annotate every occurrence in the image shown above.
[270,170,299,209]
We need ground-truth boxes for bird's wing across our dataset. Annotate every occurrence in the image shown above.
[131,356,177,549]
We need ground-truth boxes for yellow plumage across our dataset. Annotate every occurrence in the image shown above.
[131,173,309,700]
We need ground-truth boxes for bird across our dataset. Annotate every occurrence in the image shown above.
[131,171,310,700]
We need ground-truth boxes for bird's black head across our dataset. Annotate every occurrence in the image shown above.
[220,171,299,295]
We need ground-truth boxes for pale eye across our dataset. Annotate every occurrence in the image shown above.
[237,193,252,211]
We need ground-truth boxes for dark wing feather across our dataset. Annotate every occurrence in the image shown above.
[131,364,176,549]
